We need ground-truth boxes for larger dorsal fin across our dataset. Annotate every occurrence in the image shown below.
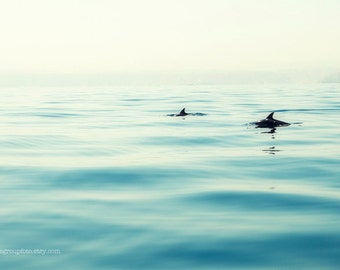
[267,112,274,119]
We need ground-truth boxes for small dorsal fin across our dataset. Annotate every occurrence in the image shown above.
[180,108,186,114]
[267,112,274,119]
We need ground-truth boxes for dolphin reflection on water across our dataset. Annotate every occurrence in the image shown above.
[262,146,282,155]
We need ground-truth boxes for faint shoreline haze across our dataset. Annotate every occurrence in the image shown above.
[321,72,340,83]
[0,69,337,87]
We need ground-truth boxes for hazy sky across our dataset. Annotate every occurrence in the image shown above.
[0,0,339,74]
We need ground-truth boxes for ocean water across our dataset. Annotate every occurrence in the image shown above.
[0,83,339,269]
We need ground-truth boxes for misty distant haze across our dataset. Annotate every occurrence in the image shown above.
[0,0,339,82]
[0,69,337,87]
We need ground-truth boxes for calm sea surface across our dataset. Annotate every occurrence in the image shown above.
[0,83,339,269]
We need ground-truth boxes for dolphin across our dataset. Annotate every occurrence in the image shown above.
[253,112,290,128]
[167,108,206,117]
[176,108,190,116]
[167,108,191,117]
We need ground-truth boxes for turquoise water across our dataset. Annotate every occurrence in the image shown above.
[0,84,339,269]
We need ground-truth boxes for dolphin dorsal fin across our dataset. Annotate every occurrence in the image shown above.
[267,112,274,119]
[180,108,186,114]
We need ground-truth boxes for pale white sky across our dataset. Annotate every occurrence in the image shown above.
[0,0,339,74]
